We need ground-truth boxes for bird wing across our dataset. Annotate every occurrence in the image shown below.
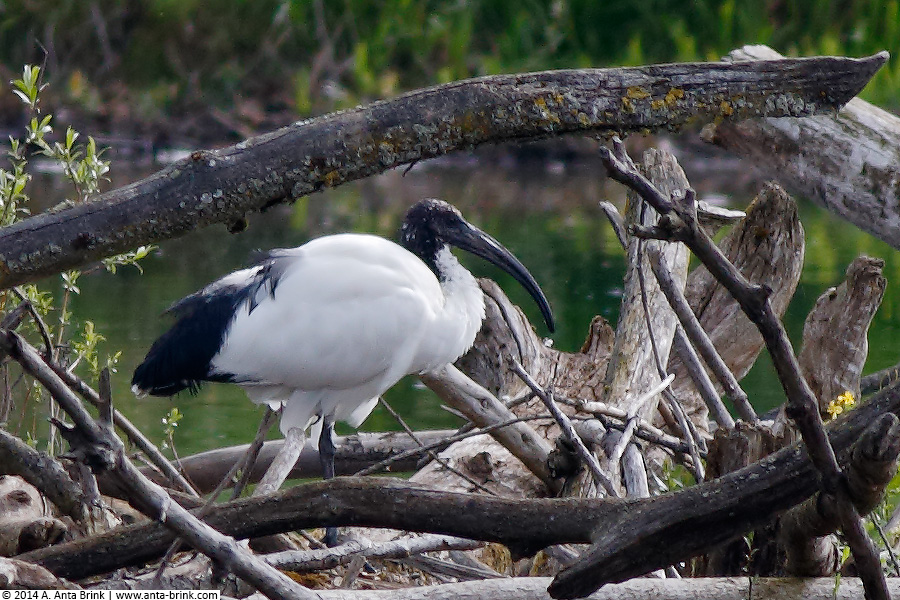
[209,234,445,393]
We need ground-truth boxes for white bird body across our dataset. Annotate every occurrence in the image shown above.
[205,233,485,435]
[133,198,553,527]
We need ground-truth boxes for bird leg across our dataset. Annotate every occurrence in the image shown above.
[319,420,339,546]
[253,426,305,497]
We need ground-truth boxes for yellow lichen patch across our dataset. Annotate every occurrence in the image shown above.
[479,542,512,574]
[534,96,561,124]
[826,390,856,420]
[577,112,590,126]
[621,96,634,113]
[284,571,331,588]
[323,170,341,187]
[626,86,651,100]
[664,87,685,107]
[719,100,734,117]
[529,550,552,576]
[651,98,665,111]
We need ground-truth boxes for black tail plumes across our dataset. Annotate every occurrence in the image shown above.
[131,288,247,396]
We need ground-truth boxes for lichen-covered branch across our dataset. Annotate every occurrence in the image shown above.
[0,53,886,289]
[707,45,900,250]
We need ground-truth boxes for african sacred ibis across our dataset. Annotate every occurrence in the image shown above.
[132,198,554,518]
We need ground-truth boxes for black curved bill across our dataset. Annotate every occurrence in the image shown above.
[446,222,555,333]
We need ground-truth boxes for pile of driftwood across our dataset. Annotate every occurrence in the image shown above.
[3,45,900,600]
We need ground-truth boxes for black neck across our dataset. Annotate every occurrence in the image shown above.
[399,216,443,278]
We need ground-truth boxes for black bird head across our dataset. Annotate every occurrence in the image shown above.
[400,198,555,333]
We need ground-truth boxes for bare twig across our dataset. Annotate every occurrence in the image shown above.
[607,375,675,467]
[633,237,705,481]
[232,408,279,499]
[266,534,483,573]
[421,365,558,492]
[558,395,695,455]
[511,360,619,498]
[379,398,496,496]
[648,245,755,423]
[598,201,628,248]
[11,288,53,355]
[355,415,558,477]
[255,426,305,497]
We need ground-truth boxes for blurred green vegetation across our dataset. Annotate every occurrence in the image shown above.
[1,0,897,134]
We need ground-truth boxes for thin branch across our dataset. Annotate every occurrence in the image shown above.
[557,395,696,455]
[647,244,755,423]
[11,287,52,355]
[421,365,558,492]
[511,360,619,498]
[379,398,496,495]
[232,407,278,499]
[634,237,705,481]
[265,534,483,573]
[354,415,559,477]
[607,374,674,467]
[46,360,199,497]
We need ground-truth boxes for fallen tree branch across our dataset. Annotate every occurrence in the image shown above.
[255,577,900,600]
[19,377,900,583]
[665,182,804,433]
[0,427,90,522]
[420,364,558,492]
[106,430,457,496]
[0,54,886,289]
[265,534,482,573]
[707,45,900,250]
[781,413,900,576]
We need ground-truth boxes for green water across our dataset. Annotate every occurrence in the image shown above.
[38,155,900,457]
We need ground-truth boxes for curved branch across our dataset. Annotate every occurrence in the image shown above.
[0,54,886,288]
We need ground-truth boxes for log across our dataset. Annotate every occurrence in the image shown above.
[0,427,90,522]
[604,149,689,422]
[780,413,900,576]
[0,54,886,289]
[0,476,67,557]
[0,556,76,590]
[706,45,900,250]
[286,577,900,600]
[122,430,459,495]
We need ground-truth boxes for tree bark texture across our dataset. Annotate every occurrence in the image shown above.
[707,45,900,250]
[779,413,900,576]
[604,149,689,420]
[118,430,457,496]
[0,54,886,289]
[666,182,804,431]
[0,476,67,558]
[798,255,886,416]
